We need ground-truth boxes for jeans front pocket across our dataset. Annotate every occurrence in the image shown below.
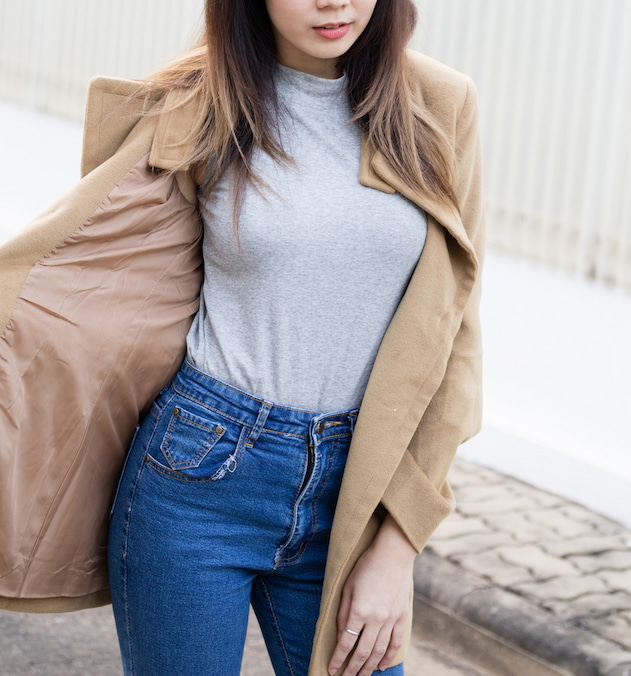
[146,398,247,482]
[161,406,227,469]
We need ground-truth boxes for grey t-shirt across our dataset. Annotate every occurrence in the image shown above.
[186,64,427,412]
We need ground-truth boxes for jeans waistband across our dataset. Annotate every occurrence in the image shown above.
[173,360,359,443]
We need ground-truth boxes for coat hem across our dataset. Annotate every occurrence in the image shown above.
[0,588,111,614]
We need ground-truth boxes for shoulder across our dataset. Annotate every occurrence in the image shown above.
[403,50,478,136]
[81,77,160,176]
[82,76,201,177]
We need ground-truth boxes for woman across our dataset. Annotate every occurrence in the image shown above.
[0,0,484,675]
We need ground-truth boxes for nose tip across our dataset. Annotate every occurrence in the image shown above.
[316,0,350,9]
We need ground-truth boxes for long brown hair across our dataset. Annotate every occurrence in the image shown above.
[142,0,458,221]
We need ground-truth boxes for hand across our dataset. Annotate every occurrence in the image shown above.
[327,514,417,676]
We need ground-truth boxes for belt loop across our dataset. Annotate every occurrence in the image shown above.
[245,401,273,447]
[349,411,357,435]
[309,414,326,449]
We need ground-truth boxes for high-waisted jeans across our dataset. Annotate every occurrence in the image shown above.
[108,359,404,676]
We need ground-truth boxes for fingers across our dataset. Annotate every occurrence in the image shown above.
[336,588,353,644]
[328,547,412,676]
[378,617,406,672]
[329,600,362,675]
[329,610,401,676]
[345,624,392,676]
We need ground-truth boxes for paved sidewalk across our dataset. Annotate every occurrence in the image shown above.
[0,592,494,676]
[415,458,631,676]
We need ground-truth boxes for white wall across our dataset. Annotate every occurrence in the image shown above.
[412,0,631,290]
[1,0,630,289]
[0,0,204,119]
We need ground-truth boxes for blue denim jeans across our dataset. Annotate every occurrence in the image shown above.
[108,360,404,676]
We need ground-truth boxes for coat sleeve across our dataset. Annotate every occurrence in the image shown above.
[380,79,486,553]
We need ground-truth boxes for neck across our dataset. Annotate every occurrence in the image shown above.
[274,38,340,79]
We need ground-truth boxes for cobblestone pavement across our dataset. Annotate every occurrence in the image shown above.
[416,458,631,676]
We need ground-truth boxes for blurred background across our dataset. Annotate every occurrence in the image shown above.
[1,0,630,527]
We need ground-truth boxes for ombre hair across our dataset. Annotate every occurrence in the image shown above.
[142,0,458,221]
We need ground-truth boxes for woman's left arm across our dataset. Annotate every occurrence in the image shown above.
[329,77,486,676]
[327,513,417,676]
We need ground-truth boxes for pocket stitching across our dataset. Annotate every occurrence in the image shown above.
[161,408,226,469]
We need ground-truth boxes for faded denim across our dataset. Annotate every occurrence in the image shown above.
[108,360,404,676]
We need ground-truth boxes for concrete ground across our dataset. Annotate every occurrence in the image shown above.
[0,603,495,676]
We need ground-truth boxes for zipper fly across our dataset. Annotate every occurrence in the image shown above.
[298,440,315,498]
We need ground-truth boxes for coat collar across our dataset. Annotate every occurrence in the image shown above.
[87,76,476,276]
[147,86,475,275]
[148,87,201,172]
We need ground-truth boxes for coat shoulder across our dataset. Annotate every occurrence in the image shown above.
[404,50,476,130]
[81,77,159,177]
[81,76,202,178]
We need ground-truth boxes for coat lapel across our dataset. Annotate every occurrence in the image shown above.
[328,137,479,555]
[360,140,478,269]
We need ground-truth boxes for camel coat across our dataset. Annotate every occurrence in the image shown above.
[0,51,484,674]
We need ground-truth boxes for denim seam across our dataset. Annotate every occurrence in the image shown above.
[173,383,256,429]
[121,464,143,676]
[174,381,355,439]
[169,387,312,440]
[276,437,320,567]
[260,428,309,440]
[256,576,297,676]
[173,386,318,440]
[121,406,162,676]
[109,426,141,522]
[153,391,177,418]
[123,454,158,676]
[258,429,352,441]
[182,361,324,416]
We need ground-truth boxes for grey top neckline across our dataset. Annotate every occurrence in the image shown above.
[275,63,347,99]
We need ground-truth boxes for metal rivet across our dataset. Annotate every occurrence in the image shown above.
[215,425,224,434]
[316,422,325,434]
[173,407,180,415]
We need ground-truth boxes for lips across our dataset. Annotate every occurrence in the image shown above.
[313,23,351,39]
